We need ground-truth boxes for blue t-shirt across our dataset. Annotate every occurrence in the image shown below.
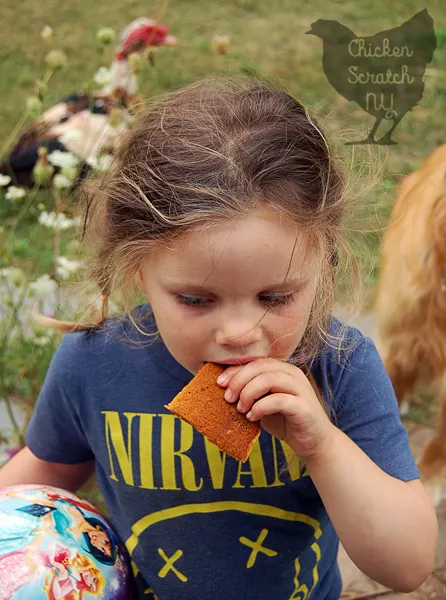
[25,304,420,600]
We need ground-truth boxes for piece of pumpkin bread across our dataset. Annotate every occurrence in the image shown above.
[165,362,261,462]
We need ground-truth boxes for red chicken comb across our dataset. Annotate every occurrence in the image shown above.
[116,22,175,60]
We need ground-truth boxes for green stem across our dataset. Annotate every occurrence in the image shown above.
[41,69,53,87]
[0,111,29,161]
[0,68,53,161]
[54,191,62,310]
[2,396,24,446]
[0,284,27,448]
[0,281,28,386]
[12,183,41,231]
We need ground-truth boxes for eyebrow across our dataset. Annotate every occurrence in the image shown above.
[162,278,306,293]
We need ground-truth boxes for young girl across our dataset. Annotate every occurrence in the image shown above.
[0,76,437,599]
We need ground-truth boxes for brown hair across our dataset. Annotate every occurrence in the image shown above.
[37,75,353,366]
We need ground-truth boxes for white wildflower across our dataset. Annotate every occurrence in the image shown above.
[38,211,81,230]
[56,256,83,280]
[61,166,78,181]
[41,26,53,41]
[53,173,72,190]
[0,174,11,187]
[58,130,83,145]
[33,335,52,346]
[86,154,113,172]
[5,186,26,201]
[0,267,25,286]
[29,274,57,298]
[93,66,114,87]
[47,150,79,169]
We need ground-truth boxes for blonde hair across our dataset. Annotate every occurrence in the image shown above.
[37,75,355,366]
[44,552,105,597]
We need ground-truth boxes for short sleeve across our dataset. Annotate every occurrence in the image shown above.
[25,335,95,464]
[333,336,420,482]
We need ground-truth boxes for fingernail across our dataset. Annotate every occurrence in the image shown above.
[224,389,232,401]
[217,373,227,385]
[246,411,252,420]
[237,401,243,412]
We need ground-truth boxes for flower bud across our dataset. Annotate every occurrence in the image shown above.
[211,35,230,55]
[108,107,123,128]
[143,46,157,66]
[0,267,25,287]
[33,160,55,187]
[96,27,117,46]
[26,96,42,118]
[45,49,68,70]
[41,26,54,41]
[128,52,143,74]
[33,148,54,187]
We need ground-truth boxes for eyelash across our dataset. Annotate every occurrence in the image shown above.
[175,294,295,308]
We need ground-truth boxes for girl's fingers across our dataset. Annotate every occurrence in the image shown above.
[215,364,244,387]
[218,358,309,404]
[236,371,302,413]
[246,394,300,421]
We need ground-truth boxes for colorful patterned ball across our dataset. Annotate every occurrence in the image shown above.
[0,484,131,599]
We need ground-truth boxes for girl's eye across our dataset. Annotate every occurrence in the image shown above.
[262,294,294,306]
[175,294,294,307]
[176,295,208,307]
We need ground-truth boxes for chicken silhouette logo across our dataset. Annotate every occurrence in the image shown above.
[306,9,437,145]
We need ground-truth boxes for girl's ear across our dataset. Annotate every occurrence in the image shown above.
[135,268,146,293]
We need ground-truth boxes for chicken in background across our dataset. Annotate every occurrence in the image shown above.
[0,18,177,188]
[375,145,446,507]
[306,9,437,144]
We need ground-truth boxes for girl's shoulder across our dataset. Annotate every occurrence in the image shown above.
[324,314,371,364]
[317,317,420,483]
[51,303,159,376]
[311,315,386,404]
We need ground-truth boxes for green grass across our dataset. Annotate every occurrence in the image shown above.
[404,388,438,427]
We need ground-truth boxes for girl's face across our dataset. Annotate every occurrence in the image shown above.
[89,527,112,557]
[139,205,322,375]
[82,569,98,590]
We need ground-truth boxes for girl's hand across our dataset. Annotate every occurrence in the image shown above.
[216,358,336,460]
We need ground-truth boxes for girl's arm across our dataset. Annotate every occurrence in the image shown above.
[306,427,438,593]
[0,446,95,493]
[64,504,92,534]
[218,356,438,593]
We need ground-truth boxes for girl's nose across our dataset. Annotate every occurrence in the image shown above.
[215,318,263,348]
